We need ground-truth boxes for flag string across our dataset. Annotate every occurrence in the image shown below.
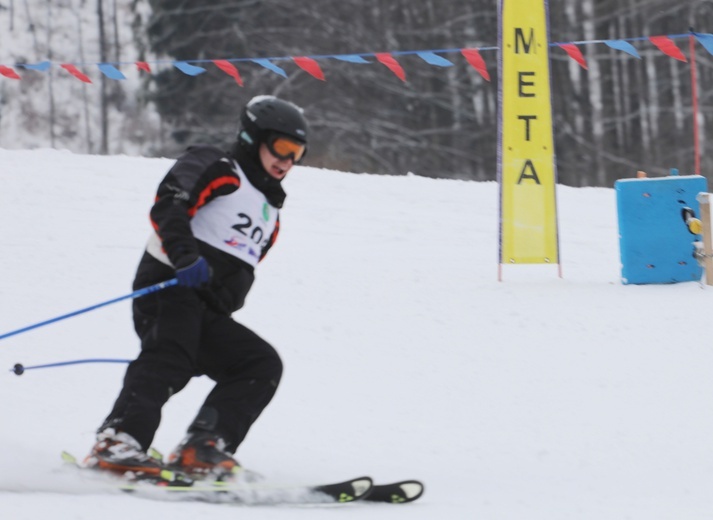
[0,31,705,85]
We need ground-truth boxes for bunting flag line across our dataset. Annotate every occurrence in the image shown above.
[1,30,707,85]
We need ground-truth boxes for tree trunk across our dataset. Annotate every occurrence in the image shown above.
[97,0,109,155]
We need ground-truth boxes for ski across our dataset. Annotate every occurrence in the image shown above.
[134,447,423,502]
[61,451,423,504]
[140,446,423,502]
[364,480,424,504]
[118,474,374,505]
[61,451,372,505]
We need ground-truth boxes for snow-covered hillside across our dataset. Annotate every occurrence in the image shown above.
[1,149,713,519]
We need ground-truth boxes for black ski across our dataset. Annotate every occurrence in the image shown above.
[364,480,425,503]
[118,475,374,505]
[298,476,374,503]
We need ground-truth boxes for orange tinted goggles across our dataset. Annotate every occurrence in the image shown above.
[267,135,307,163]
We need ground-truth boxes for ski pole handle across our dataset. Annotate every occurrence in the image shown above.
[0,278,178,342]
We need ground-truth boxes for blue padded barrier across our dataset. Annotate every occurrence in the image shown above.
[616,174,707,284]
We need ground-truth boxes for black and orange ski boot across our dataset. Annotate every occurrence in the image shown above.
[167,431,240,480]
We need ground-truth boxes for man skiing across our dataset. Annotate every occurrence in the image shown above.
[85,96,308,482]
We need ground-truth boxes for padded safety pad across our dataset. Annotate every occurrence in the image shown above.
[616,175,707,284]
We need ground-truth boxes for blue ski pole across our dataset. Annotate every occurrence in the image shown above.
[0,278,178,342]
[11,358,131,375]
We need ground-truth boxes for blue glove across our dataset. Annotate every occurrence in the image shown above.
[175,256,212,288]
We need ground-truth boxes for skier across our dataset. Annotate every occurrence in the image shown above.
[85,95,308,481]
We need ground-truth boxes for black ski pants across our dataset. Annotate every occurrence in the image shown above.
[100,285,282,453]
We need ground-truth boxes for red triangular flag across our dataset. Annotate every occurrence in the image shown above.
[213,60,244,86]
[60,64,92,83]
[460,48,490,81]
[558,43,588,70]
[136,61,152,73]
[375,53,406,82]
[649,36,687,63]
[293,57,325,81]
[0,65,20,80]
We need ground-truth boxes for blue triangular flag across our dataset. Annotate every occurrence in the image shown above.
[604,40,641,59]
[98,63,126,80]
[173,61,207,76]
[332,54,370,64]
[252,59,287,78]
[22,61,52,71]
[416,52,454,67]
[694,32,713,56]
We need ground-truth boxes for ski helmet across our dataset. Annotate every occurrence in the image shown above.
[238,96,308,156]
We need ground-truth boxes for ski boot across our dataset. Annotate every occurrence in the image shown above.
[85,428,192,486]
[167,430,240,480]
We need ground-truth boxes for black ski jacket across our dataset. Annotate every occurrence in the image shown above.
[133,145,280,315]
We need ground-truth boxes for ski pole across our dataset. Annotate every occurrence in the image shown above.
[11,358,131,375]
[0,278,178,342]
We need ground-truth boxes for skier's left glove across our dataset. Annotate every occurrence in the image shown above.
[175,255,212,288]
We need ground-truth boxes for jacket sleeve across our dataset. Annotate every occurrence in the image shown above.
[150,146,240,266]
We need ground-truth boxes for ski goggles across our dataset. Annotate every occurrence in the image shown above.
[266,134,307,163]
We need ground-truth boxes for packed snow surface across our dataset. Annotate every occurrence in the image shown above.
[1,149,712,519]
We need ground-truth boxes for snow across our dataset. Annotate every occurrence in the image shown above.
[1,148,713,519]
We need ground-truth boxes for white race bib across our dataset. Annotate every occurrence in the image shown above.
[147,159,278,268]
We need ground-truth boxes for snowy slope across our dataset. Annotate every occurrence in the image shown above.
[1,149,713,520]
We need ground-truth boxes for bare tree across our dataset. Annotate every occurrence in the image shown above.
[98,0,109,154]
[0,0,707,186]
